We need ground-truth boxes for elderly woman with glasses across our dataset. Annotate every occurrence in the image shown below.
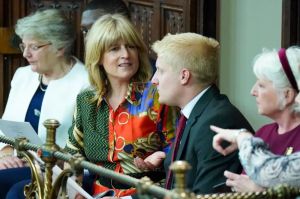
[211,47,300,193]
[0,9,90,198]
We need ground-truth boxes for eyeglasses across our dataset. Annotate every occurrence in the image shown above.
[19,43,52,52]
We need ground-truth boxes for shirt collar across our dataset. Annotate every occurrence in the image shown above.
[181,85,211,119]
[97,82,145,107]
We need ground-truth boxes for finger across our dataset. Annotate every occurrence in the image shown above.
[134,157,148,170]
[225,179,235,188]
[12,157,25,167]
[0,163,9,170]
[224,170,239,180]
[9,157,25,168]
[133,157,143,166]
[212,135,227,155]
[3,157,24,168]
[154,151,166,159]
[144,161,156,170]
[74,193,85,199]
[210,125,226,134]
[222,144,238,155]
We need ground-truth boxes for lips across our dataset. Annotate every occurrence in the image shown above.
[118,63,131,67]
[28,60,36,65]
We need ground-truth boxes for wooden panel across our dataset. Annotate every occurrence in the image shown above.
[128,1,156,56]
[282,0,300,47]
[160,3,185,36]
[0,28,20,54]
[0,0,27,116]
[0,0,218,116]
[27,0,86,61]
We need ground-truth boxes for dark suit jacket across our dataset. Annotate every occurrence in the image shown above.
[164,85,253,194]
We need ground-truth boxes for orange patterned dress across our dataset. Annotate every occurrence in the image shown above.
[66,82,177,197]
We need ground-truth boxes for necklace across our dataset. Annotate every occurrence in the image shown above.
[37,58,74,92]
[38,75,47,92]
[39,82,47,92]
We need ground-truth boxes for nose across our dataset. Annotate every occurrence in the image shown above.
[296,93,300,104]
[22,47,31,59]
[120,46,129,58]
[151,71,158,85]
[250,83,257,96]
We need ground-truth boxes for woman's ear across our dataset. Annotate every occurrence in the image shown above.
[285,88,298,105]
[56,47,65,57]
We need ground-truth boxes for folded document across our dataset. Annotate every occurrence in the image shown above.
[0,119,42,145]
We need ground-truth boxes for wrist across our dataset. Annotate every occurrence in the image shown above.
[236,129,253,148]
[232,128,248,140]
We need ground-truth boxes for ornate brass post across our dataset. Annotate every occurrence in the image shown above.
[40,119,60,199]
[2,120,300,199]
[168,161,196,199]
[15,138,44,199]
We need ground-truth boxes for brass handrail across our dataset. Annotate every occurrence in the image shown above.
[0,119,300,199]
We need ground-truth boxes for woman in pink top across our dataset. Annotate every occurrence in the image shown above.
[212,46,300,192]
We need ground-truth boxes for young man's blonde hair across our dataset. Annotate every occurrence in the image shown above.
[85,14,151,99]
[152,32,219,85]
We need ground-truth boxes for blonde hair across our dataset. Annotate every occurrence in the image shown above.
[85,14,151,100]
[152,32,219,85]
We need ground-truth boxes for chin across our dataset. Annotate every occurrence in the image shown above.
[159,98,173,106]
[30,66,39,73]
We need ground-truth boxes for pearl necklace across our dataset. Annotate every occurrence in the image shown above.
[39,81,47,92]
[38,75,47,92]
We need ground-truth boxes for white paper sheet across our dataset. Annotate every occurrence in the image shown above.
[0,120,95,198]
[0,119,43,145]
[53,166,94,199]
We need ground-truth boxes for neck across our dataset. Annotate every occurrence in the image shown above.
[179,84,209,109]
[107,79,129,110]
[273,110,300,134]
[41,57,74,84]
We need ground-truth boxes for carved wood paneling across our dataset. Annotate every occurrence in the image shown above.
[27,0,86,60]
[125,0,217,57]
[0,0,218,116]
[282,0,300,47]
[130,1,155,55]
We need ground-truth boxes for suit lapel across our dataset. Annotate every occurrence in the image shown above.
[175,85,219,160]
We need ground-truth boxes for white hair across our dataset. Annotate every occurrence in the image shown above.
[253,46,300,113]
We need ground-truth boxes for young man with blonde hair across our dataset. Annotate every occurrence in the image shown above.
[138,32,253,194]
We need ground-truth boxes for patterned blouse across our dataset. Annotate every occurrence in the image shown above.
[239,137,300,187]
[65,82,176,197]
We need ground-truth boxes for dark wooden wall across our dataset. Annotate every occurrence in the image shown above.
[0,0,219,116]
[282,0,300,48]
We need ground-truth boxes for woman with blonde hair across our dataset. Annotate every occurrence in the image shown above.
[65,14,176,197]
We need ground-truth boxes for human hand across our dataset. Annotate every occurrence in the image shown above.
[0,156,26,170]
[210,125,240,155]
[134,151,166,170]
[74,193,86,199]
[224,171,265,192]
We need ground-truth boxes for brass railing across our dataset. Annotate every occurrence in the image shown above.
[0,119,300,199]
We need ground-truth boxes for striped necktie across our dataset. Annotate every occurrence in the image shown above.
[165,114,187,189]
